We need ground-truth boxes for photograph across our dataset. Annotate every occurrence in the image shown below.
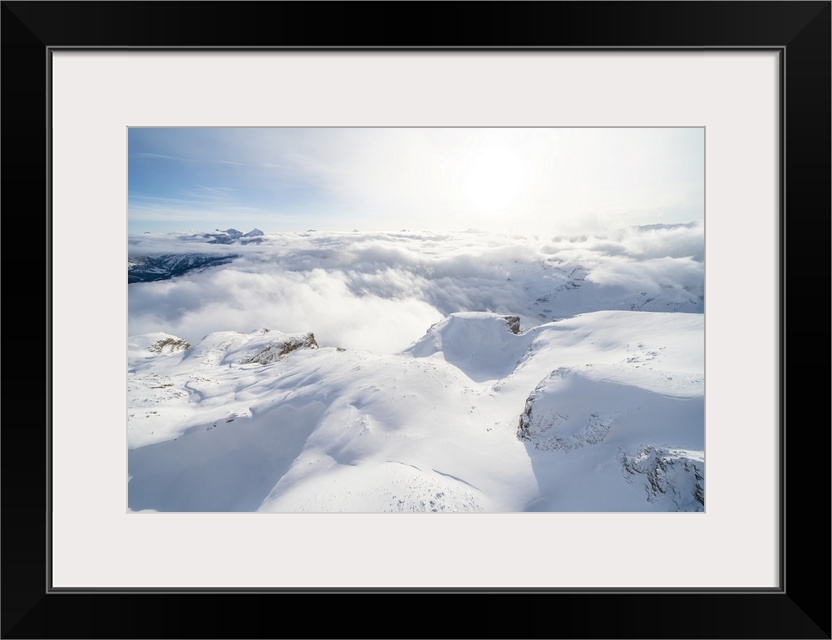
[127,126,705,513]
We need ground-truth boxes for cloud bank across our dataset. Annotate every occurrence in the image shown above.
[128,223,704,353]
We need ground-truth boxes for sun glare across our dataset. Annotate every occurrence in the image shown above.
[456,145,529,215]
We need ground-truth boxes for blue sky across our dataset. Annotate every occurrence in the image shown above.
[128,127,704,235]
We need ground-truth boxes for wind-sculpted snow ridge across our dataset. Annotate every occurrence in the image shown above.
[128,328,319,448]
[403,313,530,382]
[517,366,704,511]
[128,310,704,513]
[518,368,618,451]
[183,329,318,366]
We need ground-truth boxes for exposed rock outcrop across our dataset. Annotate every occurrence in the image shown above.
[239,333,318,364]
[518,369,614,451]
[149,336,191,355]
[502,315,521,335]
[620,446,704,511]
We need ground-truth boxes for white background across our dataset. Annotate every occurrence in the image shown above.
[51,51,779,588]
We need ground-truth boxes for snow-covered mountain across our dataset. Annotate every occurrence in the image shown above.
[184,227,265,245]
[128,253,239,283]
[128,309,703,513]
[127,228,265,282]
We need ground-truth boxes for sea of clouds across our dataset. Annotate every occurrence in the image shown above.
[128,224,704,354]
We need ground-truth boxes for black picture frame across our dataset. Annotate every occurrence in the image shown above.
[2,2,829,638]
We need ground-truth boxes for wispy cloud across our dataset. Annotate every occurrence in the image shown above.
[133,151,247,166]
[129,127,704,235]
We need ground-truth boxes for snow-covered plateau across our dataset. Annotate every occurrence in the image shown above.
[128,226,704,512]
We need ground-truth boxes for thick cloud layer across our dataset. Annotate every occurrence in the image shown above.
[128,224,704,353]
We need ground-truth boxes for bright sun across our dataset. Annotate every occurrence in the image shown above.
[457,145,529,215]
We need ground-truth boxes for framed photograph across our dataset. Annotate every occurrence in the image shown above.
[3,2,829,638]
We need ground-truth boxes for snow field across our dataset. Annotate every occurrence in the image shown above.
[128,310,703,512]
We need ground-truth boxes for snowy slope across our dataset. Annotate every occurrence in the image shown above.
[128,310,703,513]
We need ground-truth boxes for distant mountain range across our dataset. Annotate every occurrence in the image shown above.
[184,228,265,245]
